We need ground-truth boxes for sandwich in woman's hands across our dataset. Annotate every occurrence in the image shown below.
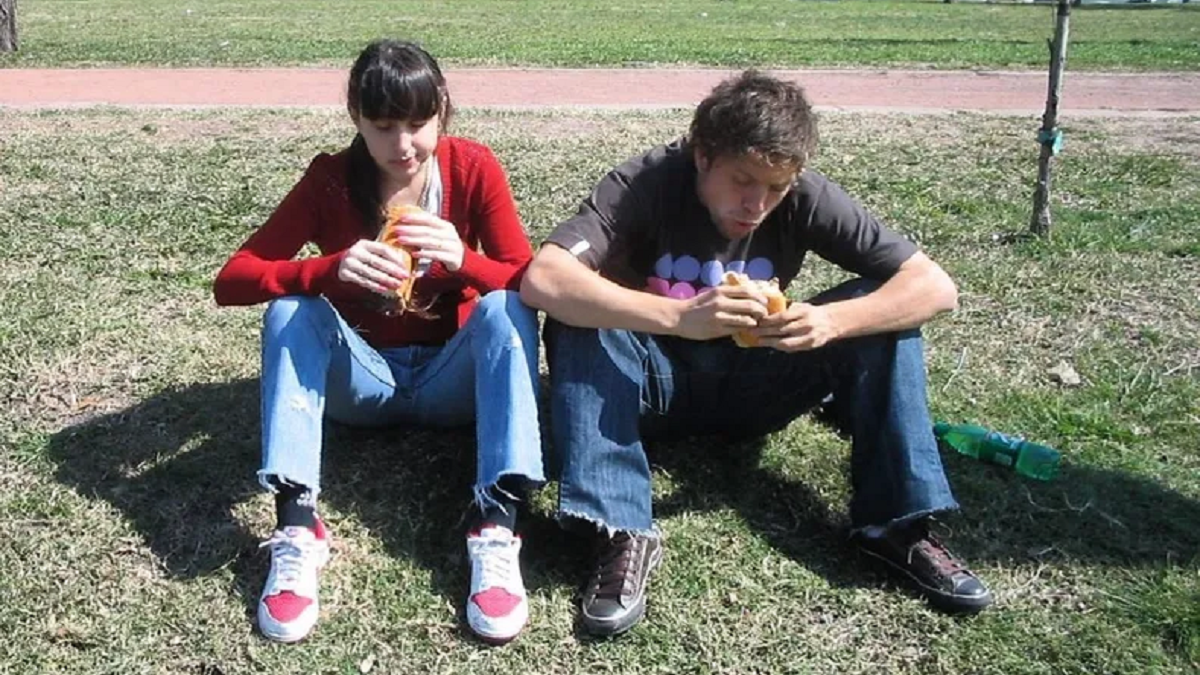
[376,204,423,312]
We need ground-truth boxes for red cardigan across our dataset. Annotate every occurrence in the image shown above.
[213,136,533,347]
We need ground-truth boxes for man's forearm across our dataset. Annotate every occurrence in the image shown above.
[520,245,681,334]
[826,253,958,339]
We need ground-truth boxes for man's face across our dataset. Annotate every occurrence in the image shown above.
[694,149,799,241]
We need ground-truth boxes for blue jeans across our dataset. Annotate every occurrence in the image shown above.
[544,279,957,535]
[258,290,544,509]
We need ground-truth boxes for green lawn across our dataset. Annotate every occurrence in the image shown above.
[2,0,1198,70]
[0,108,1197,673]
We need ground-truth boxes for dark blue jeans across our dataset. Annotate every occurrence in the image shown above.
[543,279,958,535]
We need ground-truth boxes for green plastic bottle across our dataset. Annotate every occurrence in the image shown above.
[933,422,1061,481]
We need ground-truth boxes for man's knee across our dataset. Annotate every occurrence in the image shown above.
[545,320,648,380]
[807,278,883,306]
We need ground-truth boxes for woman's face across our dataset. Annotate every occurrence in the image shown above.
[353,112,441,185]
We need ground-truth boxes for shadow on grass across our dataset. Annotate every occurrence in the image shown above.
[648,435,870,591]
[44,377,581,632]
[640,427,1200,601]
[46,380,264,613]
[45,379,1199,627]
[942,451,1200,569]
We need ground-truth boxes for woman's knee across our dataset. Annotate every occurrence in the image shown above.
[473,290,539,340]
[263,295,334,340]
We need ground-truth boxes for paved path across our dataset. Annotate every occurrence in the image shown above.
[3,68,1199,115]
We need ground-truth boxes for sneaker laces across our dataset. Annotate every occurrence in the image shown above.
[906,519,967,577]
[591,532,641,601]
[260,530,319,588]
[470,534,520,591]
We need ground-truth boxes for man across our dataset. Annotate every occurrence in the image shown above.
[520,71,992,636]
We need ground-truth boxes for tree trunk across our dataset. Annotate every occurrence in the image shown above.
[1030,0,1071,237]
[0,0,17,53]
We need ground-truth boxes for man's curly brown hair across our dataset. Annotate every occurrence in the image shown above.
[688,70,818,171]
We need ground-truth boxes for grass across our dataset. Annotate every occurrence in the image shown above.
[1,108,1199,673]
[1,0,1198,70]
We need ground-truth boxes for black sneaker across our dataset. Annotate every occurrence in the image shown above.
[855,518,993,613]
[579,529,664,636]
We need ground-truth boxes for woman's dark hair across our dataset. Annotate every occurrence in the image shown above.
[345,39,453,234]
[688,69,817,172]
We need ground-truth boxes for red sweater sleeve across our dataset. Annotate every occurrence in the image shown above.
[449,144,533,292]
[212,154,353,306]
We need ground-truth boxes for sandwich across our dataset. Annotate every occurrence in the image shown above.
[720,271,788,348]
[376,204,423,313]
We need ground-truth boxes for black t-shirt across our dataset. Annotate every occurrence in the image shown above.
[545,139,918,298]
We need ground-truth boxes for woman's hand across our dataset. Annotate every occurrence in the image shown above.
[388,210,466,272]
[337,239,411,294]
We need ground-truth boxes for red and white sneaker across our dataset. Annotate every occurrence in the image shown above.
[466,526,528,644]
[257,518,331,643]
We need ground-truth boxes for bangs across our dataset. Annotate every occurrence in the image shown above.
[354,61,443,122]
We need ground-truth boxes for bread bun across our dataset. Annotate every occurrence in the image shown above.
[377,204,423,310]
[720,271,788,347]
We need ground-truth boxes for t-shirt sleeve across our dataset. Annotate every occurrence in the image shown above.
[543,165,650,272]
[801,174,918,280]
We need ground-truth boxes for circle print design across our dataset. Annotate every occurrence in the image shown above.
[700,260,725,287]
[667,282,697,300]
[746,257,775,281]
[726,259,746,275]
[646,277,671,296]
[672,255,700,282]
[654,254,674,279]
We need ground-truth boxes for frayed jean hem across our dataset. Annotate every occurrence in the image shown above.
[256,470,321,499]
[848,504,959,537]
[556,509,662,540]
[472,470,545,515]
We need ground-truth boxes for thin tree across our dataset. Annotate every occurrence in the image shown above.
[1030,0,1072,236]
[0,0,16,53]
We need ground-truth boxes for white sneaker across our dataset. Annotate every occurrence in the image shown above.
[257,518,331,643]
[466,526,528,644]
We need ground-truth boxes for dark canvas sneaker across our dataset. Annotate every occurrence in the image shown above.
[855,517,993,613]
[580,529,663,636]
[257,517,332,642]
[466,526,528,644]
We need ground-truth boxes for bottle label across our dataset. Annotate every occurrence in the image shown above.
[983,431,1021,469]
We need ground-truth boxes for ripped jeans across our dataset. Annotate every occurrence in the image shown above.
[543,279,957,536]
[257,290,544,510]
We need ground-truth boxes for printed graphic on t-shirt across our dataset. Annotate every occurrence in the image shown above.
[645,253,776,299]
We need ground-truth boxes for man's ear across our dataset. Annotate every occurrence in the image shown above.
[693,146,711,172]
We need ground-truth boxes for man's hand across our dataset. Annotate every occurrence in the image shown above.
[337,239,411,294]
[388,210,466,272]
[674,284,771,341]
[751,301,841,352]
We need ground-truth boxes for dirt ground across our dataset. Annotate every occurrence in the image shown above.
[2,67,1199,114]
